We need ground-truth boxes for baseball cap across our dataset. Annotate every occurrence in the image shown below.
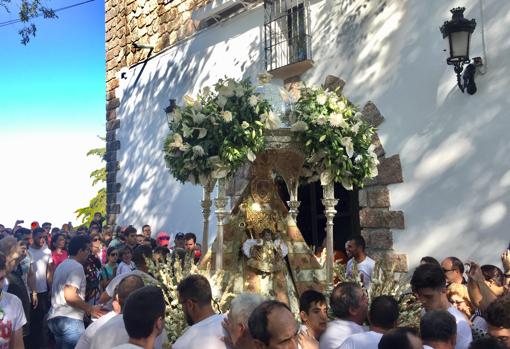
[175,232,185,240]
[31,221,40,229]
[157,232,170,246]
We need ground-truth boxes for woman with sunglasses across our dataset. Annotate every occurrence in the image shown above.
[100,247,118,290]
[85,232,103,305]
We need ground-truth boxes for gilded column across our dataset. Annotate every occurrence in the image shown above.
[321,182,338,287]
[201,179,215,255]
[215,177,228,271]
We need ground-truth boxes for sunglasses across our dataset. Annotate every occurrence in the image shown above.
[93,238,101,242]
[158,237,170,240]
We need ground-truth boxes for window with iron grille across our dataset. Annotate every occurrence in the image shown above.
[264,0,312,73]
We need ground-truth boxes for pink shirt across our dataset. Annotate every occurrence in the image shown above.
[51,250,68,267]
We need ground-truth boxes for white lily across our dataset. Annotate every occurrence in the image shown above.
[221,111,233,123]
[182,124,193,138]
[195,128,207,139]
[247,149,256,162]
[290,121,308,132]
[341,177,353,190]
[340,137,354,158]
[351,121,361,134]
[191,110,207,125]
[183,95,195,106]
[202,86,211,97]
[260,110,281,130]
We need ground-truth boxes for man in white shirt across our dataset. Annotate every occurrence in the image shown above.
[411,264,472,349]
[378,328,424,349]
[76,275,144,349]
[420,310,457,349]
[89,275,168,349]
[223,293,265,349]
[0,252,27,349]
[299,290,328,341]
[319,282,368,349]
[47,235,106,349]
[112,286,166,349]
[345,236,375,289]
[339,295,399,349]
[173,274,227,349]
[28,227,52,349]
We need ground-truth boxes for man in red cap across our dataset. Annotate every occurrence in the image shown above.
[156,232,170,247]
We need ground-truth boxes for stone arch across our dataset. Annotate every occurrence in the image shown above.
[226,74,408,271]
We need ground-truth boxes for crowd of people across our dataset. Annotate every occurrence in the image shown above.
[0,216,508,349]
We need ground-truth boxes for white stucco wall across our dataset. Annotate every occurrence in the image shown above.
[116,0,510,267]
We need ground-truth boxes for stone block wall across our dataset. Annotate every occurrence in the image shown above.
[105,0,212,225]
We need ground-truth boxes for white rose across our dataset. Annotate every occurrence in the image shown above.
[248,95,258,107]
[191,111,206,125]
[217,95,227,108]
[315,115,327,125]
[316,93,327,105]
[337,101,347,111]
[241,121,250,129]
[329,113,345,128]
[222,111,233,123]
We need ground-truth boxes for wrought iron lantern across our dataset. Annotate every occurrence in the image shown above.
[440,7,478,94]
[164,98,177,126]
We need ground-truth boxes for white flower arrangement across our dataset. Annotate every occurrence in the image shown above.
[290,85,379,189]
[164,77,273,184]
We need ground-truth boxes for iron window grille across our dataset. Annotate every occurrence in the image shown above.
[264,0,312,72]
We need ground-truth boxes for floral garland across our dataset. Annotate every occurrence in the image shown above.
[290,85,379,189]
[163,77,280,184]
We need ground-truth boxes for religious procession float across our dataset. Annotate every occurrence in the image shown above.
[151,73,419,342]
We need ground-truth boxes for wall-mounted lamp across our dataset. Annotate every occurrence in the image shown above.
[165,99,177,126]
[440,7,480,95]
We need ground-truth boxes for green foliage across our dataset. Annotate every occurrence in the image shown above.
[75,139,106,225]
[163,77,274,185]
[1,0,57,45]
[290,85,379,190]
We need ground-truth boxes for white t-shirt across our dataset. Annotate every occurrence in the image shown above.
[75,310,117,349]
[447,306,472,349]
[0,292,27,349]
[47,259,87,321]
[105,270,156,298]
[319,319,365,349]
[111,344,143,349]
[28,245,52,293]
[346,257,375,288]
[117,261,136,275]
[173,314,227,349]
[338,330,382,349]
[90,314,167,349]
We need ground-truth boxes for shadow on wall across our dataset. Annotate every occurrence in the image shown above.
[309,0,510,266]
[115,8,265,243]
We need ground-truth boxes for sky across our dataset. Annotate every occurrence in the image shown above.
[0,0,105,227]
